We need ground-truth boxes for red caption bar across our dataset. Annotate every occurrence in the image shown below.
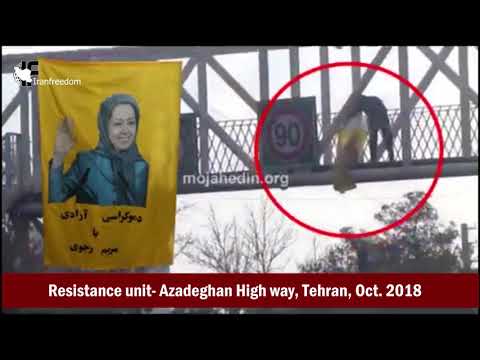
[2,273,478,308]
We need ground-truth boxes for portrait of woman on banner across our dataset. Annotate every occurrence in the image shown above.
[48,94,149,207]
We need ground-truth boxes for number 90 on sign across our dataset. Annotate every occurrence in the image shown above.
[269,113,306,159]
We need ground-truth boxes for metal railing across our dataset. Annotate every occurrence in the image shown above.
[2,133,21,188]
[2,104,478,184]
[208,104,479,173]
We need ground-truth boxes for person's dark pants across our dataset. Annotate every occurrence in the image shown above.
[369,127,394,163]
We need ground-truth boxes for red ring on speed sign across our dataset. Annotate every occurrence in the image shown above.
[266,110,310,160]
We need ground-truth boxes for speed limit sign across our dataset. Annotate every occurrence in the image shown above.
[268,112,307,159]
[258,96,318,170]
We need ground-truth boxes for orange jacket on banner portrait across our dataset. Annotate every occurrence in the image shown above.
[38,58,182,270]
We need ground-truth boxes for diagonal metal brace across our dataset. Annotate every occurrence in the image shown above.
[182,89,254,171]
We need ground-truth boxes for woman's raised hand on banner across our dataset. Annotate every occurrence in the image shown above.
[52,117,75,168]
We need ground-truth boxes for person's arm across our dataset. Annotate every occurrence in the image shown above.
[48,117,84,203]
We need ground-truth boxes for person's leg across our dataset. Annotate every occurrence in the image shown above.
[369,130,378,163]
[353,129,368,165]
[381,127,394,162]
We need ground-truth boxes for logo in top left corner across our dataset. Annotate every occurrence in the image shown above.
[13,61,39,86]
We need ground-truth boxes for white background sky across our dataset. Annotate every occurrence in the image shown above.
[2,46,478,272]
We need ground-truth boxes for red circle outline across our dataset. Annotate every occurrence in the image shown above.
[253,61,444,239]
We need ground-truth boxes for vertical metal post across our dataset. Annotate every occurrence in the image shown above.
[259,48,270,101]
[198,57,209,174]
[3,135,13,188]
[31,87,41,192]
[350,47,364,162]
[320,46,332,165]
[459,46,471,158]
[19,87,31,189]
[258,48,271,168]
[399,46,411,164]
[351,46,361,90]
[289,46,300,98]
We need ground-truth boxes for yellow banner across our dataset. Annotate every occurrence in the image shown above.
[38,58,182,270]
[333,128,368,194]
